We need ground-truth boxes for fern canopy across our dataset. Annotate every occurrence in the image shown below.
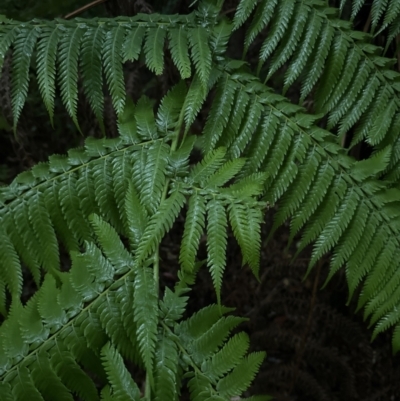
[2,0,400,398]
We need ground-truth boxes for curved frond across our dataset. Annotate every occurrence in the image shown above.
[101,343,140,401]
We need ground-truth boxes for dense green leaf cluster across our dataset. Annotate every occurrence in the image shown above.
[1,0,400,398]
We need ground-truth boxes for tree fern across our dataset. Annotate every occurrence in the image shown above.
[2,0,400,398]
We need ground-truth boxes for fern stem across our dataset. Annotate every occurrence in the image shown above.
[145,376,151,401]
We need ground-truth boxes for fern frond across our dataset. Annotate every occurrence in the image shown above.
[234,0,400,153]
[0,22,19,72]
[135,190,186,265]
[38,275,66,332]
[206,199,228,305]
[89,214,133,274]
[154,334,179,401]
[216,352,265,398]
[182,73,208,131]
[103,24,126,117]
[233,0,258,30]
[190,315,246,364]
[81,24,106,132]
[101,343,141,401]
[58,24,84,130]
[156,82,187,136]
[28,191,60,276]
[122,25,145,62]
[0,227,22,302]
[177,304,264,400]
[11,26,40,131]
[0,15,215,128]
[202,75,236,153]
[169,27,191,79]
[180,193,206,272]
[92,157,123,232]
[141,141,169,214]
[144,26,166,76]
[189,26,212,87]
[133,266,158,385]
[201,332,250,379]
[243,0,279,51]
[229,202,263,278]
[205,158,246,188]
[125,183,148,251]
[36,26,60,127]
[189,147,226,186]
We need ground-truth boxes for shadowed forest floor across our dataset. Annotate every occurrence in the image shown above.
[160,211,400,401]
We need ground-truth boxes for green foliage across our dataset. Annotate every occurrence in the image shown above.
[2,0,400,398]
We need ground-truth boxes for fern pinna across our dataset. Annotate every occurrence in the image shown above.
[1,0,400,398]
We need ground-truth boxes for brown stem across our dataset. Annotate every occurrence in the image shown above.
[64,0,107,19]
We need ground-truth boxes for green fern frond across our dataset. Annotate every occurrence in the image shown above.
[205,158,246,188]
[202,75,236,153]
[169,27,191,79]
[217,351,266,398]
[0,15,215,128]
[180,193,206,272]
[89,214,133,274]
[178,304,264,400]
[154,335,179,401]
[122,25,145,62]
[103,24,126,116]
[182,73,208,131]
[189,26,212,87]
[144,26,166,76]
[141,141,169,214]
[189,315,246,364]
[156,82,187,136]
[36,26,60,127]
[101,343,141,401]
[233,0,258,30]
[133,266,158,384]
[202,71,400,344]
[81,24,106,132]
[11,26,40,131]
[234,0,400,153]
[135,190,186,265]
[125,183,148,251]
[135,96,158,139]
[201,331,250,379]
[58,24,85,131]
[189,147,226,185]
[206,198,228,305]
[0,227,22,303]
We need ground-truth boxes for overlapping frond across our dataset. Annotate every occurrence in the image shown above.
[203,70,400,348]
[0,210,263,400]
[233,0,400,162]
[341,0,400,42]
[0,12,216,129]
[178,305,265,400]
